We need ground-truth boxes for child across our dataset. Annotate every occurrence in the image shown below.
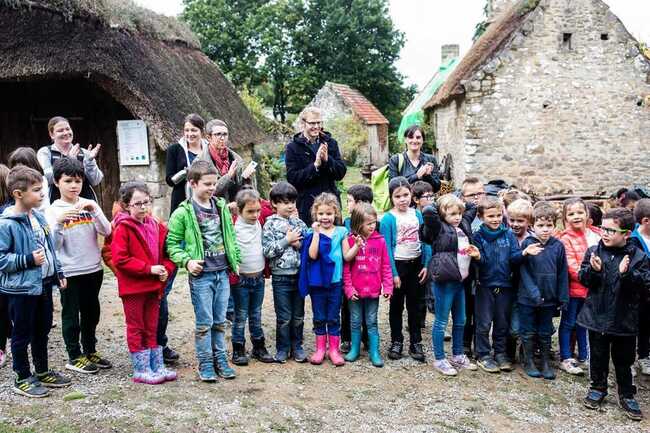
[0,164,11,368]
[578,208,650,421]
[166,160,240,382]
[518,202,569,379]
[632,198,650,376]
[231,189,274,365]
[473,196,541,373]
[8,147,50,211]
[299,192,349,366]
[420,194,480,375]
[341,183,373,353]
[586,202,603,228]
[343,203,393,367]
[380,177,430,362]
[0,166,71,397]
[558,198,601,375]
[111,182,177,384]
[262,182,308,363]
[45,158,112,374]
[412,180,435,324]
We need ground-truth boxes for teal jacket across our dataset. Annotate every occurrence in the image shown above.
[380,209,431,277]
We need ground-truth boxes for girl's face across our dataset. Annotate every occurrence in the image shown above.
[184,122,202,146]
[359,214,377,238]
[209,125,229,150]
[444,207,463,227]
[565,203,587,231]
[405,130,423,154]
[128,190,151,222]
[316,204,336,229]
[50,121,73,148]
[392,187,412,212]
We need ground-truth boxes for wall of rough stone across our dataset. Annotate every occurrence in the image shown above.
[434,0,650,195]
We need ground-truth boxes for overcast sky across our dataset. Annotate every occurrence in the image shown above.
[135,0,650,90]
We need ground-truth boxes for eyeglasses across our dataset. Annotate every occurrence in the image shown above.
[304,120,322,127]
[421,194,434,199]
[463,192,486,199]
[211,132,228,138]
[130,200,152,208]
[599,226,629,235]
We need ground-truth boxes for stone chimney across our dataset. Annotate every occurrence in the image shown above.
[487,0,516,22]
[441,44,460,64]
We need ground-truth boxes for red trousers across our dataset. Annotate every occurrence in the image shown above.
[122,293,160,353]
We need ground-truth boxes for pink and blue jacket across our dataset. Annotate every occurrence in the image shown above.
[343,232,394,299]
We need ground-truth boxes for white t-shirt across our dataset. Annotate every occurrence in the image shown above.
[235,219,265,274]
[393,208,421,260]
[456,228,471,281]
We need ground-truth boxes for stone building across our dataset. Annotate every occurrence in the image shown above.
[424,0,650,195]
[297,82,389,168]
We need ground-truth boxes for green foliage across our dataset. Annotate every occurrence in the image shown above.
[326,115,368,166]
[239,88,293,136]
[473,0,490,42]
[256,153,286,197]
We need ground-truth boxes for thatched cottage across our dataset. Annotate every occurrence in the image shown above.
[0,0,263,217]
[424,0,650,195]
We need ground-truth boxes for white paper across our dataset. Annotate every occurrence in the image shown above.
[117,120,150,166]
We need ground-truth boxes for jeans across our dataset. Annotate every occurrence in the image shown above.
[60,270,103,360]
[589,331,636,398]
[389,259,424,344]
[341,294,368,344]
[559,297,588,361]
[272,274,304,353]
[0,293,11,351]
[188,270,230,369]
[8,278,54,379]
[518,304,556,345]
[232,275,265,345]
[463,279,475,352]
[122,292,160,353]
[157,268,176,348]
[310,282,342,336]
[432,280,466,360]
[349,298,379,336]
[475,286,514,359]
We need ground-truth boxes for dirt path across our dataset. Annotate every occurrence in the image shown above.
[1,270,648,433]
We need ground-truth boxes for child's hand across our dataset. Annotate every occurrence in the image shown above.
[151,265,166,277]
[33,248,45,266]
[76,201,96,213]
[619,255,630,274]
[467,245,480,260]
[57,208,80,224]
[523,243,544,256]
[350,293,359,301]
[228,201,238,216]
[393,276,401,289]
[59,278,67,290]
[590,254,602,272]
[418,268,427,284]
[159,270,168,282]
[353,234,365,248]
[311,222,321,233]
[186,260,204,276]
[286,227,303,244]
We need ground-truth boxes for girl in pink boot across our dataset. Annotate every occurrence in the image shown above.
[299,193,350,366]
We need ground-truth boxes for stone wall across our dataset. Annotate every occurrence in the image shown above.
[433,0,650,195]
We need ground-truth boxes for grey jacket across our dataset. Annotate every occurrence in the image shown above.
[262,214,308,275]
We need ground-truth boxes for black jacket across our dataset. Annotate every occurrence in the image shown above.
[577,240,650,336]
[420,202,477,283]
[518,236,569,307]
[165,142,197,215]
[285,132,346,225]
[388,151,441,192]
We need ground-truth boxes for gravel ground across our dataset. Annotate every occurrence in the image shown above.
[0,269,649,433]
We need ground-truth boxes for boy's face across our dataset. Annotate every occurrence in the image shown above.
[533,218,555,244]
[14,182,44,210]
[415,192,434,209]
[190,174,218,202]
[509,215,530,237]
[55,174,83,202]
[346,195,357,214]
[639,216,650,235]
[273,200,296,219]
[241,200,261,224]
[462,182,485,205]
[600,218,630,247]
[481,207,503,230]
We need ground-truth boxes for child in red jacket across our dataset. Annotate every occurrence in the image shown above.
[111,182,177,385]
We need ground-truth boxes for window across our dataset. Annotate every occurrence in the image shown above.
[562,33,573,50]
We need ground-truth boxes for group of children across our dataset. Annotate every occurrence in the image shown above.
[0,152,649,422]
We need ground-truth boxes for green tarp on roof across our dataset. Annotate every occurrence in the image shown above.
[397,57,459,144]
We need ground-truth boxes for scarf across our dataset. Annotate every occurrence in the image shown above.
[478,223,509,242]
[209,145,230,176]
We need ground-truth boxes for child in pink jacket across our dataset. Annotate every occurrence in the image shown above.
[343,203,393,367]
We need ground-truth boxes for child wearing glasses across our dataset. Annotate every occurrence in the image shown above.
[44,158,112,375]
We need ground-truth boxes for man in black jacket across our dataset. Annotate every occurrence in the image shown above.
[285,107,347,225]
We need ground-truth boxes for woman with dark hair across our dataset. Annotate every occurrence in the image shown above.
[165,113,208,214]
[388,125,441,193]
[9,147,50,210]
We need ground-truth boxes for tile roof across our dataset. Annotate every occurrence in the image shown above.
[328,82,389,125]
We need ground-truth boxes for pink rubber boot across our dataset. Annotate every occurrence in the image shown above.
[327,335,345,366]
[310,335,327,365]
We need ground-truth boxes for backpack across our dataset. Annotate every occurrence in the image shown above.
[371,153,403,212]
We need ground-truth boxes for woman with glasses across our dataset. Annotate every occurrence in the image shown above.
[388,125,441,193]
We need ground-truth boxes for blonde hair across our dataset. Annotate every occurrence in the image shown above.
[301,106,322,122]
[311,192,341,225]
[507,198,533,224]
[499,189,530,208]
[436,194,465,220]
[478,196,503,217]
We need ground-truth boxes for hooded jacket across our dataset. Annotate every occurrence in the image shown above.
[343,231,393,299]
[559,227,602,298]
[285,132,346,225]
[474,225,523,289]
[111,212,176,298]
[518,236,569,307]
[165,138,208,214]
[577,240,650,336]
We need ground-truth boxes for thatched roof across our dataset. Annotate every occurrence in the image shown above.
[0,0,264,150]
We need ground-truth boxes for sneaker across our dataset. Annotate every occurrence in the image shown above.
[87,352,112,369]
[291,347,308,363]
[477,356,500,373]
[433,359,458,376]
[36,370,71,388]
[65,356,99,374]
[619,396,643,421]
[198,369,217,382]
[0,349,6,368]
[340,341,351,354]
[583,389,606,410]
[13,376,49,398]
[559,358,584,376]
[450,354,478,371]
[495,354,513,372]
[163,346,180,363]
[409,343,426,363]
[388,341,403,360]
[275,350,288,363]
[638,357,650,376]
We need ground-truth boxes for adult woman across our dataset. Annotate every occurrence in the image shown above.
[165,113,208,214]
[199,119,256,203]
[37,116,103,203]
[388,125,441,193]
